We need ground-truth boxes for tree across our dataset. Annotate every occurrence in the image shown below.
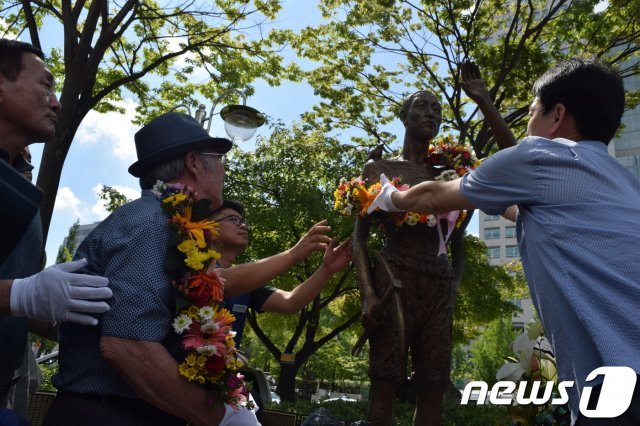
[281,0,640,290]
[99,185,131,213]
[0,0,287,242]
[223,123,368,400]
[55,218,79,263]
[467,316,519,386]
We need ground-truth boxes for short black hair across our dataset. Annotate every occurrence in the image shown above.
[0,39,45,81]
[212,199,245,217]
[533,58,624,144]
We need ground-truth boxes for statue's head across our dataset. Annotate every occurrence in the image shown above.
[399,91,442,142]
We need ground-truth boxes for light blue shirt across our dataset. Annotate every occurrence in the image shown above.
[461,136,640,422]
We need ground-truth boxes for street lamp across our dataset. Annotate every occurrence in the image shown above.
[193,88,266,144]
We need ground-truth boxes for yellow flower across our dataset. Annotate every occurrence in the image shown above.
[184,248,221,271]
[184,353,198,367]
[187,305,200,318]
[163,192,188,207]
[177,239,197,254]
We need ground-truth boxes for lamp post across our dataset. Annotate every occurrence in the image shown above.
[193,88,265,144]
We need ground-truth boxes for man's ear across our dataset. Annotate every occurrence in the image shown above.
[184,151,202,177]
[550,103,579,139]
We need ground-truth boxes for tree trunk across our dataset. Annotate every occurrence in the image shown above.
[277,361,300,402]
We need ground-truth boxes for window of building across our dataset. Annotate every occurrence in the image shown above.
[484,228,500,240]
[505,226,516,239]
[506,245,520,258]
[487,247,500,259]
[484,214,500,221]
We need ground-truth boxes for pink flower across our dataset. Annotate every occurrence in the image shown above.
[183,322,229,355]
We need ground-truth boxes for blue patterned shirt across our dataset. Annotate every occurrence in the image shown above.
[54,191,181,398]
[461,136,640,422]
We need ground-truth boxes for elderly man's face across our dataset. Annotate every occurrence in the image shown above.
[0,53,61,145]
[404,92,442,140]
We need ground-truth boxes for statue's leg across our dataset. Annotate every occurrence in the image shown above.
[411,279,454,426]
[368,318,406,426]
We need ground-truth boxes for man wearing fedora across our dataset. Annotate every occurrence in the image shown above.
[44,112,260,425]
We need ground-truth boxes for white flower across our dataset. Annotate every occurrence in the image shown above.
[200,319,220,333]
[198,306,215,320]
[196,345,219,356]
[435,169,459,182]
[496,332,535,382]
[172,314,192,334]
[427,214,438,227]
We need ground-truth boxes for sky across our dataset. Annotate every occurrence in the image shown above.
[27,0,479,266]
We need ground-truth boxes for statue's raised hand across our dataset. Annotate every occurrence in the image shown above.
[461,61,491,104]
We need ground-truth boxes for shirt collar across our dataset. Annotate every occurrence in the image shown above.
[553,138,609,154]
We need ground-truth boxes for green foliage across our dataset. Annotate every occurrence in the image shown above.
[468,317,519,386]
[99,186,132,213]
[454,235,526,343]
[55,219,79,264]
[37,362,57,392]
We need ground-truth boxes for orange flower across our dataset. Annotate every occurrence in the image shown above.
[173,206,219,247]
[187,271,225,306]
[353,185,375,216]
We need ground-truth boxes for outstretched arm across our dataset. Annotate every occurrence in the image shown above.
[218,220,333,298]
[461,61,517,150]
[390,179,476,215]
[260,238,352,314]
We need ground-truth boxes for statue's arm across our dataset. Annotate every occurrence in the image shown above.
[353,213,375,314]
[461,61,517,150]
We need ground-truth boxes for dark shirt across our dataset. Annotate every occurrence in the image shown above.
[224,286,276,347]
[0,148,44,399]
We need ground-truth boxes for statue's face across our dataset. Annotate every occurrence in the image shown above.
[404,92,441,141]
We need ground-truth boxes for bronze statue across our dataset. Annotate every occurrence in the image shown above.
[353,91,454,426]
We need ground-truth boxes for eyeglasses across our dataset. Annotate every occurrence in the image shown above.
[216,214,248,228]
[199,152,225,160]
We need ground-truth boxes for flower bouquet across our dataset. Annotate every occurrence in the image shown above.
[153,181,252,409]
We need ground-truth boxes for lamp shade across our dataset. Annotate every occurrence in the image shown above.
[220,105,265,142]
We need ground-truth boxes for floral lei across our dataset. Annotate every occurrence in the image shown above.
[152,181,252,410]
[333,137,479,254]
[333,136,479,227]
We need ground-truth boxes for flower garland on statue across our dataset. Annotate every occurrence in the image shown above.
[152,181,252,410]
[333,137,480,254]
[426,134,481,176]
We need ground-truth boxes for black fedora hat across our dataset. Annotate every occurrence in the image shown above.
[128,112,232,177]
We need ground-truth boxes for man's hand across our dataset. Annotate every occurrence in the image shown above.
[367,174,404,214]
[322,237,353,275]
[461,61,491,104]
[10,258,112,325]
[289,220,333,263]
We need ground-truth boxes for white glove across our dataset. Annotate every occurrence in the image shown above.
[367,173,404,214]
[10,258,112,325]
[218,403,260,426]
